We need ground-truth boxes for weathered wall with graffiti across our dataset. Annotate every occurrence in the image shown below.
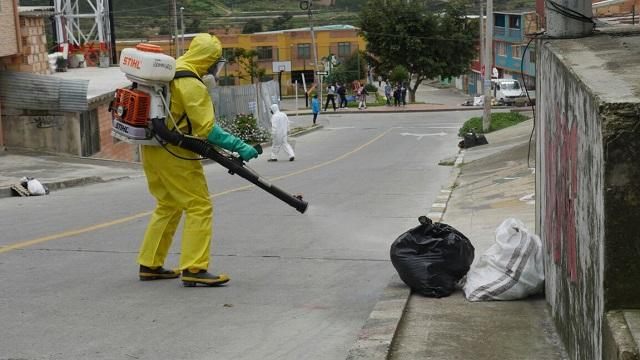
[536,30,640,360]
[1,106,82,155]
[536,41,605,360]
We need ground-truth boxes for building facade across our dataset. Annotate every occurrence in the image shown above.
[116,25,367,96]
[493,11,539,90]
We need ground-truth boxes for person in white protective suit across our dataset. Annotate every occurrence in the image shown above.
[268,104,295,162]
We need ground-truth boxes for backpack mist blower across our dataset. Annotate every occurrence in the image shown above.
[110,44,308,214]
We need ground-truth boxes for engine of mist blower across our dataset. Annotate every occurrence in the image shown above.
[110,43,176,145]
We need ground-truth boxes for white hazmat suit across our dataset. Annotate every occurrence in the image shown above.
[269,104,295,161]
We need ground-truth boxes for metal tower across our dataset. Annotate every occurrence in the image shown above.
[53,0,114,64]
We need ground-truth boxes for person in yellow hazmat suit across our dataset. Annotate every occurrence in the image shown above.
[137,33,259,287]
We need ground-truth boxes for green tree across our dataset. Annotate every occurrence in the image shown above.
[231,48,266,84]
[359,0,478,102]
[270,11,293,31]
[326,51,366,85]
[388,65,409,84]
[242,19,263,34]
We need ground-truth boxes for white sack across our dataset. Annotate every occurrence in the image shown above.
[26,178,48,196]
[463,218,544,301]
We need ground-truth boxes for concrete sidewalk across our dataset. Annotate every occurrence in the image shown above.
[0,150,144,198]
[348,119,569,359]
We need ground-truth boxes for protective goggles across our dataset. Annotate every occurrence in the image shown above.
[208,59,227,77]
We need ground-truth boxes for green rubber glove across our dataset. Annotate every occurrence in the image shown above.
[207,125,259,161]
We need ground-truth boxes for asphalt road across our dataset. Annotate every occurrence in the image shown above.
[0,111,475,360]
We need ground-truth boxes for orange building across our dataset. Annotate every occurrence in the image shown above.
[117,25,367,95]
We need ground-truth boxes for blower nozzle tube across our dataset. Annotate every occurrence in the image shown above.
[151,118,308,214]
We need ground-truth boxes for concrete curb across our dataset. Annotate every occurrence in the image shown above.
[257,124,324,149]
[0,126,324,200]
[345,274,410,360]
[285,106,522,117]
[0,176,114,199]
[344,150,466,360]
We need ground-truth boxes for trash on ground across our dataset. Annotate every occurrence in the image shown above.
[390,216,475,298]
[458,131,488,149]
[463,218,544,301]
[10,177,49,197]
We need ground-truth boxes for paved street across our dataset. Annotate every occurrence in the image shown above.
[0,111,476,360]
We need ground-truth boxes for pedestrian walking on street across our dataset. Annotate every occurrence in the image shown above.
[138,33,258,287]
[311,94,320,125]
[324,83,337,112]
[269,104,295,162]
[337,83,347,109]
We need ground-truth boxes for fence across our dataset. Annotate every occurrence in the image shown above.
[209,80,280,130]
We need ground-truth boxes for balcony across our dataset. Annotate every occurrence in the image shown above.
[494,26,523,42]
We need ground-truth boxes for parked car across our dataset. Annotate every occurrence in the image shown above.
[491,79,525,106]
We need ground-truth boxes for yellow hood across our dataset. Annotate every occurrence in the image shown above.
[176,33,222,77]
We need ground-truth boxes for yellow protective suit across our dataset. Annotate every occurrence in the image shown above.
[137,34,222,272]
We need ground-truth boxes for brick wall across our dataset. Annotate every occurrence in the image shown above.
[1,15,51,75]
[91,101,139,162]
[0,0,19,57]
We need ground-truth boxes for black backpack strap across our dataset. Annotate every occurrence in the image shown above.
[173,70,203,83]
[171,70,203,135]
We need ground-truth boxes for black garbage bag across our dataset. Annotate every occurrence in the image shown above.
[458,131,488,149]
[390,216,475,297]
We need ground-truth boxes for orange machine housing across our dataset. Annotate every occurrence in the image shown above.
[110,88,151,127]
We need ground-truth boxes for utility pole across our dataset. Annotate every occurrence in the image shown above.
[479,3,484,94]
[300,0,321,105]
[180,6,185,56]
[482,0,493,132]
[170,0,178,57]
[546,0,593,37]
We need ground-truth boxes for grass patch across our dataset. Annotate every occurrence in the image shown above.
[438,159,455,166]
[458,112,529,137]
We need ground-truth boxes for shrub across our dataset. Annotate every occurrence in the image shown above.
[458,112,530,137]
[216,113,271,144]
[364,83,378,93]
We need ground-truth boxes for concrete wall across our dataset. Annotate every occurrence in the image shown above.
[0,0,19,57]
[536,39,606,360]
[1,106,82,154]
[2,99,138,161]
[536,29,640,360]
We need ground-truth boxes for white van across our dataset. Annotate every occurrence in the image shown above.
[491,79,525,105]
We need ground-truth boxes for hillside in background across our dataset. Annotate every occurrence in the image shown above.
[21,0,536,39]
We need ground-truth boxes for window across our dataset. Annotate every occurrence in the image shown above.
[222,48,235,60]
[338,42,351,57]
[508,15,521,29]
[529,49,536,63]
[496,42,506,57]
[297,43,311,59]
[512,45,522,59]
[256,46,273,60]
[495,14,506,27]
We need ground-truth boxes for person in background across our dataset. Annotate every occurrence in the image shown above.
[324,83,337,112]
[311,94,320,125]
[394,83,401,107]
[384,82,392,106]
[337,83,347,109]
[401,82,408,106]
[269,104,295,162]
[358,83,368,110]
